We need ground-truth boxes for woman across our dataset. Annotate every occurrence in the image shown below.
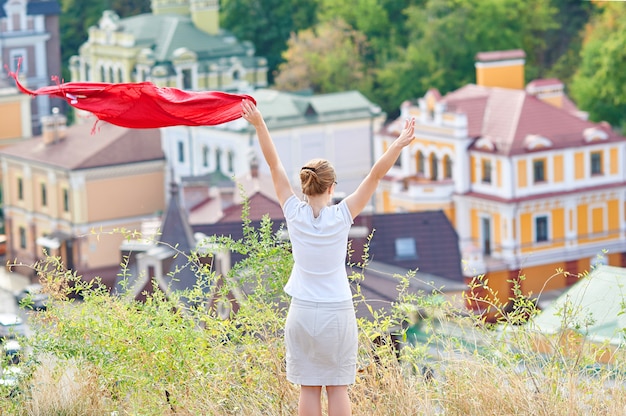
[241,99,415,416]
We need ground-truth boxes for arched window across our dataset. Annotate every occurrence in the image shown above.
[429,153,438,180]
[443,155,453,179]
[117,68,123,83]
[416,151,425,175]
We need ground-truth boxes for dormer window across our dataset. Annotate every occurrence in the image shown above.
[475,137,496,151]
[524,134,552,150]
[583,128,608,142]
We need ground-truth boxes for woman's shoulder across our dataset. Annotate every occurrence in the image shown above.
[283,194,304,215]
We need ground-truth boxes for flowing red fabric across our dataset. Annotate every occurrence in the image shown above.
[9,72,255,129]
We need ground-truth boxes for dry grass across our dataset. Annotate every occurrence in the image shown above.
[24,354,110,416]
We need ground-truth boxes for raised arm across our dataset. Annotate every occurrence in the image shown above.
[344,118,415,219]
[242,99,294,206]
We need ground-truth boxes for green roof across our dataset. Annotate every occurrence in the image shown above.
[119,13,252,63]
[250,89,383,129]
[531,265,626,346]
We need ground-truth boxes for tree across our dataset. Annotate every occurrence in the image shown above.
[541,0,594,84]
[369,0,558,117]
[220,0,318,84]
[273,19,371,95]
[570,2,626,132]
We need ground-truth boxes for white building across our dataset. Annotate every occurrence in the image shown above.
[162,88,385,206]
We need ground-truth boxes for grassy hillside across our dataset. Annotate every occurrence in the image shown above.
[1,219,625,415]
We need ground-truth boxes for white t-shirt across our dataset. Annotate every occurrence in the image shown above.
[282,194,354,302]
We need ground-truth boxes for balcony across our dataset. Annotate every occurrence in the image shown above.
[392,175,456,201]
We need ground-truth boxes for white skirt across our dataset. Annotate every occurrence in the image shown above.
[285,298,358,386]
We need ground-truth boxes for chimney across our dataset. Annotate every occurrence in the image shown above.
[190,0,220,35]
[525,78,564,108]
[250,155,259,179]
[475,49,525,90]
[41,107,67,145]
[151,0,190,16]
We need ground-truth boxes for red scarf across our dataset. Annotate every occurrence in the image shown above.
[9,71,255,130]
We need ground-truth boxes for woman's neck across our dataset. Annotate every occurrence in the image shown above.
[307,194,330,217]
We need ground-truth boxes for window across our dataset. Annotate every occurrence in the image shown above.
[202,145,209,167]
[177,141,185,163]
[416,151,424,175]
[481,159,492,183]
[590,152,602,175]
[430,153,438,180]
[19,227,26,249]
[215,148,222,171]
[533,159,545,183]
[227,150,234,173]
[444,155,453,179]
[182,69,192,89]
[17,178,23,200]
[10,49,27,73]
[63,189,70,212]
[40,183,47,207]
[395,237,417,260]
[481,217,491,255]
[535,216,548,243]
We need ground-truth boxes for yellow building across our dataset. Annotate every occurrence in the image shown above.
[69,0,267,91]
[377,49,626,318]
[0,80,32,146]
[0,114,166,288]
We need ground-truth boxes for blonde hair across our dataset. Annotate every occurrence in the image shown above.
[300,159,336,196]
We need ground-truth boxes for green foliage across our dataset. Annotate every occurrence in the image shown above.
[570,2,626,133]
[273,19,372,94]
[542,0,594,83]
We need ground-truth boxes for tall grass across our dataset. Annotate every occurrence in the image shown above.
[1,207,625,415]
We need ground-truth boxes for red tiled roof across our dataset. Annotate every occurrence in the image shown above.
[442,85,623,156]
[0,121,164,169]
[220,192,284,222]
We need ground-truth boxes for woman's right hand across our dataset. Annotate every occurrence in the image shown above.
[241,99,263,127]
[396,117,416,148]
